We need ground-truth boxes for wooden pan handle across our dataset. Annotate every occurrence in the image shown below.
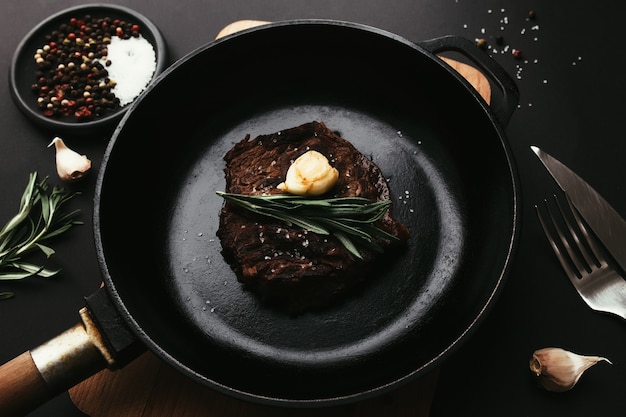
[0,312,111,416]
[0,351,52,417]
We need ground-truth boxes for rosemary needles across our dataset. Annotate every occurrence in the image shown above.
[0,172,82,299]
[216,192,398,259]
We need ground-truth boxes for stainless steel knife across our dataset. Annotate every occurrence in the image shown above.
[531,145,626,273]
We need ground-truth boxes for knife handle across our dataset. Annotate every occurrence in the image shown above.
[419,35,520,127]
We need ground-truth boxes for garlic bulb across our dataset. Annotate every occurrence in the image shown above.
[277,150,339,196]
[48,137,91,182]
[529,347,611,392]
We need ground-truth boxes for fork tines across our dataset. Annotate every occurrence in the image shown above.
[535,195,605,281]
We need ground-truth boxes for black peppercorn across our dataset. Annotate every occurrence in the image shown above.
[31,14,144,121]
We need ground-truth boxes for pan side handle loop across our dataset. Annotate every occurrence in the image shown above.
[419,35,520,127]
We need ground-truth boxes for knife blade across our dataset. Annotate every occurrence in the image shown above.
[531,145,626,273]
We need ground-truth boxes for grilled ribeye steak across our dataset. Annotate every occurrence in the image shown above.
[217,121,409,312]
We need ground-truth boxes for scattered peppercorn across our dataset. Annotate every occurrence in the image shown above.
[476,38,487,49]
[31,15,142,122]
[495,35,504,45]
[512,49,523,59]
[528,10,536,20]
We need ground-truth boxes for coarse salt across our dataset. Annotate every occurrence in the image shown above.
[102,36,157,106]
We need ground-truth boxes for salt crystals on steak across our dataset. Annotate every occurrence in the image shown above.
[216,121,409,312]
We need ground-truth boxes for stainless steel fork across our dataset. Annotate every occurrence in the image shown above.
[535,195,626,319]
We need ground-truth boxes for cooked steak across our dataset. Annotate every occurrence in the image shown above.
[217,121,409,312]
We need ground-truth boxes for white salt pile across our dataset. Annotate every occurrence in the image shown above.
[103,36,157,106]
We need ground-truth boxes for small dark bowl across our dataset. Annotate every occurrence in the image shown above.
[9,3,168,136]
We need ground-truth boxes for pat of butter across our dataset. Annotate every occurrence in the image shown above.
[277,150,339,196]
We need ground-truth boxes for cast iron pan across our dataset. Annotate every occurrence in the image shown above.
[0,20,520,414]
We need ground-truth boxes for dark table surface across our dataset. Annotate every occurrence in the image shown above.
[1,0,625,416]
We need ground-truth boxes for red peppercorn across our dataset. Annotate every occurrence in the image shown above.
[512,49,523,59]
[75,105,93,120]
[32,14,144,122]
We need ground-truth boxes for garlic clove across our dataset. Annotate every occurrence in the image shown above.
[48,137,91,182]
[277,150,339,196]
[529,347,611,392]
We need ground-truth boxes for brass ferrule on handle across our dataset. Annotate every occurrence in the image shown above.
[29,307,112,394]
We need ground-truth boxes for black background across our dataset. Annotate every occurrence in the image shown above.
[1,1,625,416]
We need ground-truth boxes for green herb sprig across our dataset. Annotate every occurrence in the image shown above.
[0,172,82,299]
[217,191,398,259]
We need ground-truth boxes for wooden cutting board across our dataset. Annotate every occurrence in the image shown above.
[215,21,491,104]
[69,20,491,417]
[70,350,440,417]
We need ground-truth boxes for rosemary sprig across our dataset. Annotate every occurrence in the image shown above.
[0,172,82,299]
[216,192,398,259]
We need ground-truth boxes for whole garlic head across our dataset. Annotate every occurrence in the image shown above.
[277,150,339,196]
[529,347,611,392]
[48,137,91,182]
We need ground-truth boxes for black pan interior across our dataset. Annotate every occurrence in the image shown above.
[94,21,519,404]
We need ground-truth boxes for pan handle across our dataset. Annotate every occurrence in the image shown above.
[0,285,145,416]
[418,35,520,127]
[0,309,111,416]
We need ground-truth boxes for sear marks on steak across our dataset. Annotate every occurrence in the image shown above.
[217,121,409,313]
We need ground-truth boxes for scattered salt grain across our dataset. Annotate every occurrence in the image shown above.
[103,36,157,106]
